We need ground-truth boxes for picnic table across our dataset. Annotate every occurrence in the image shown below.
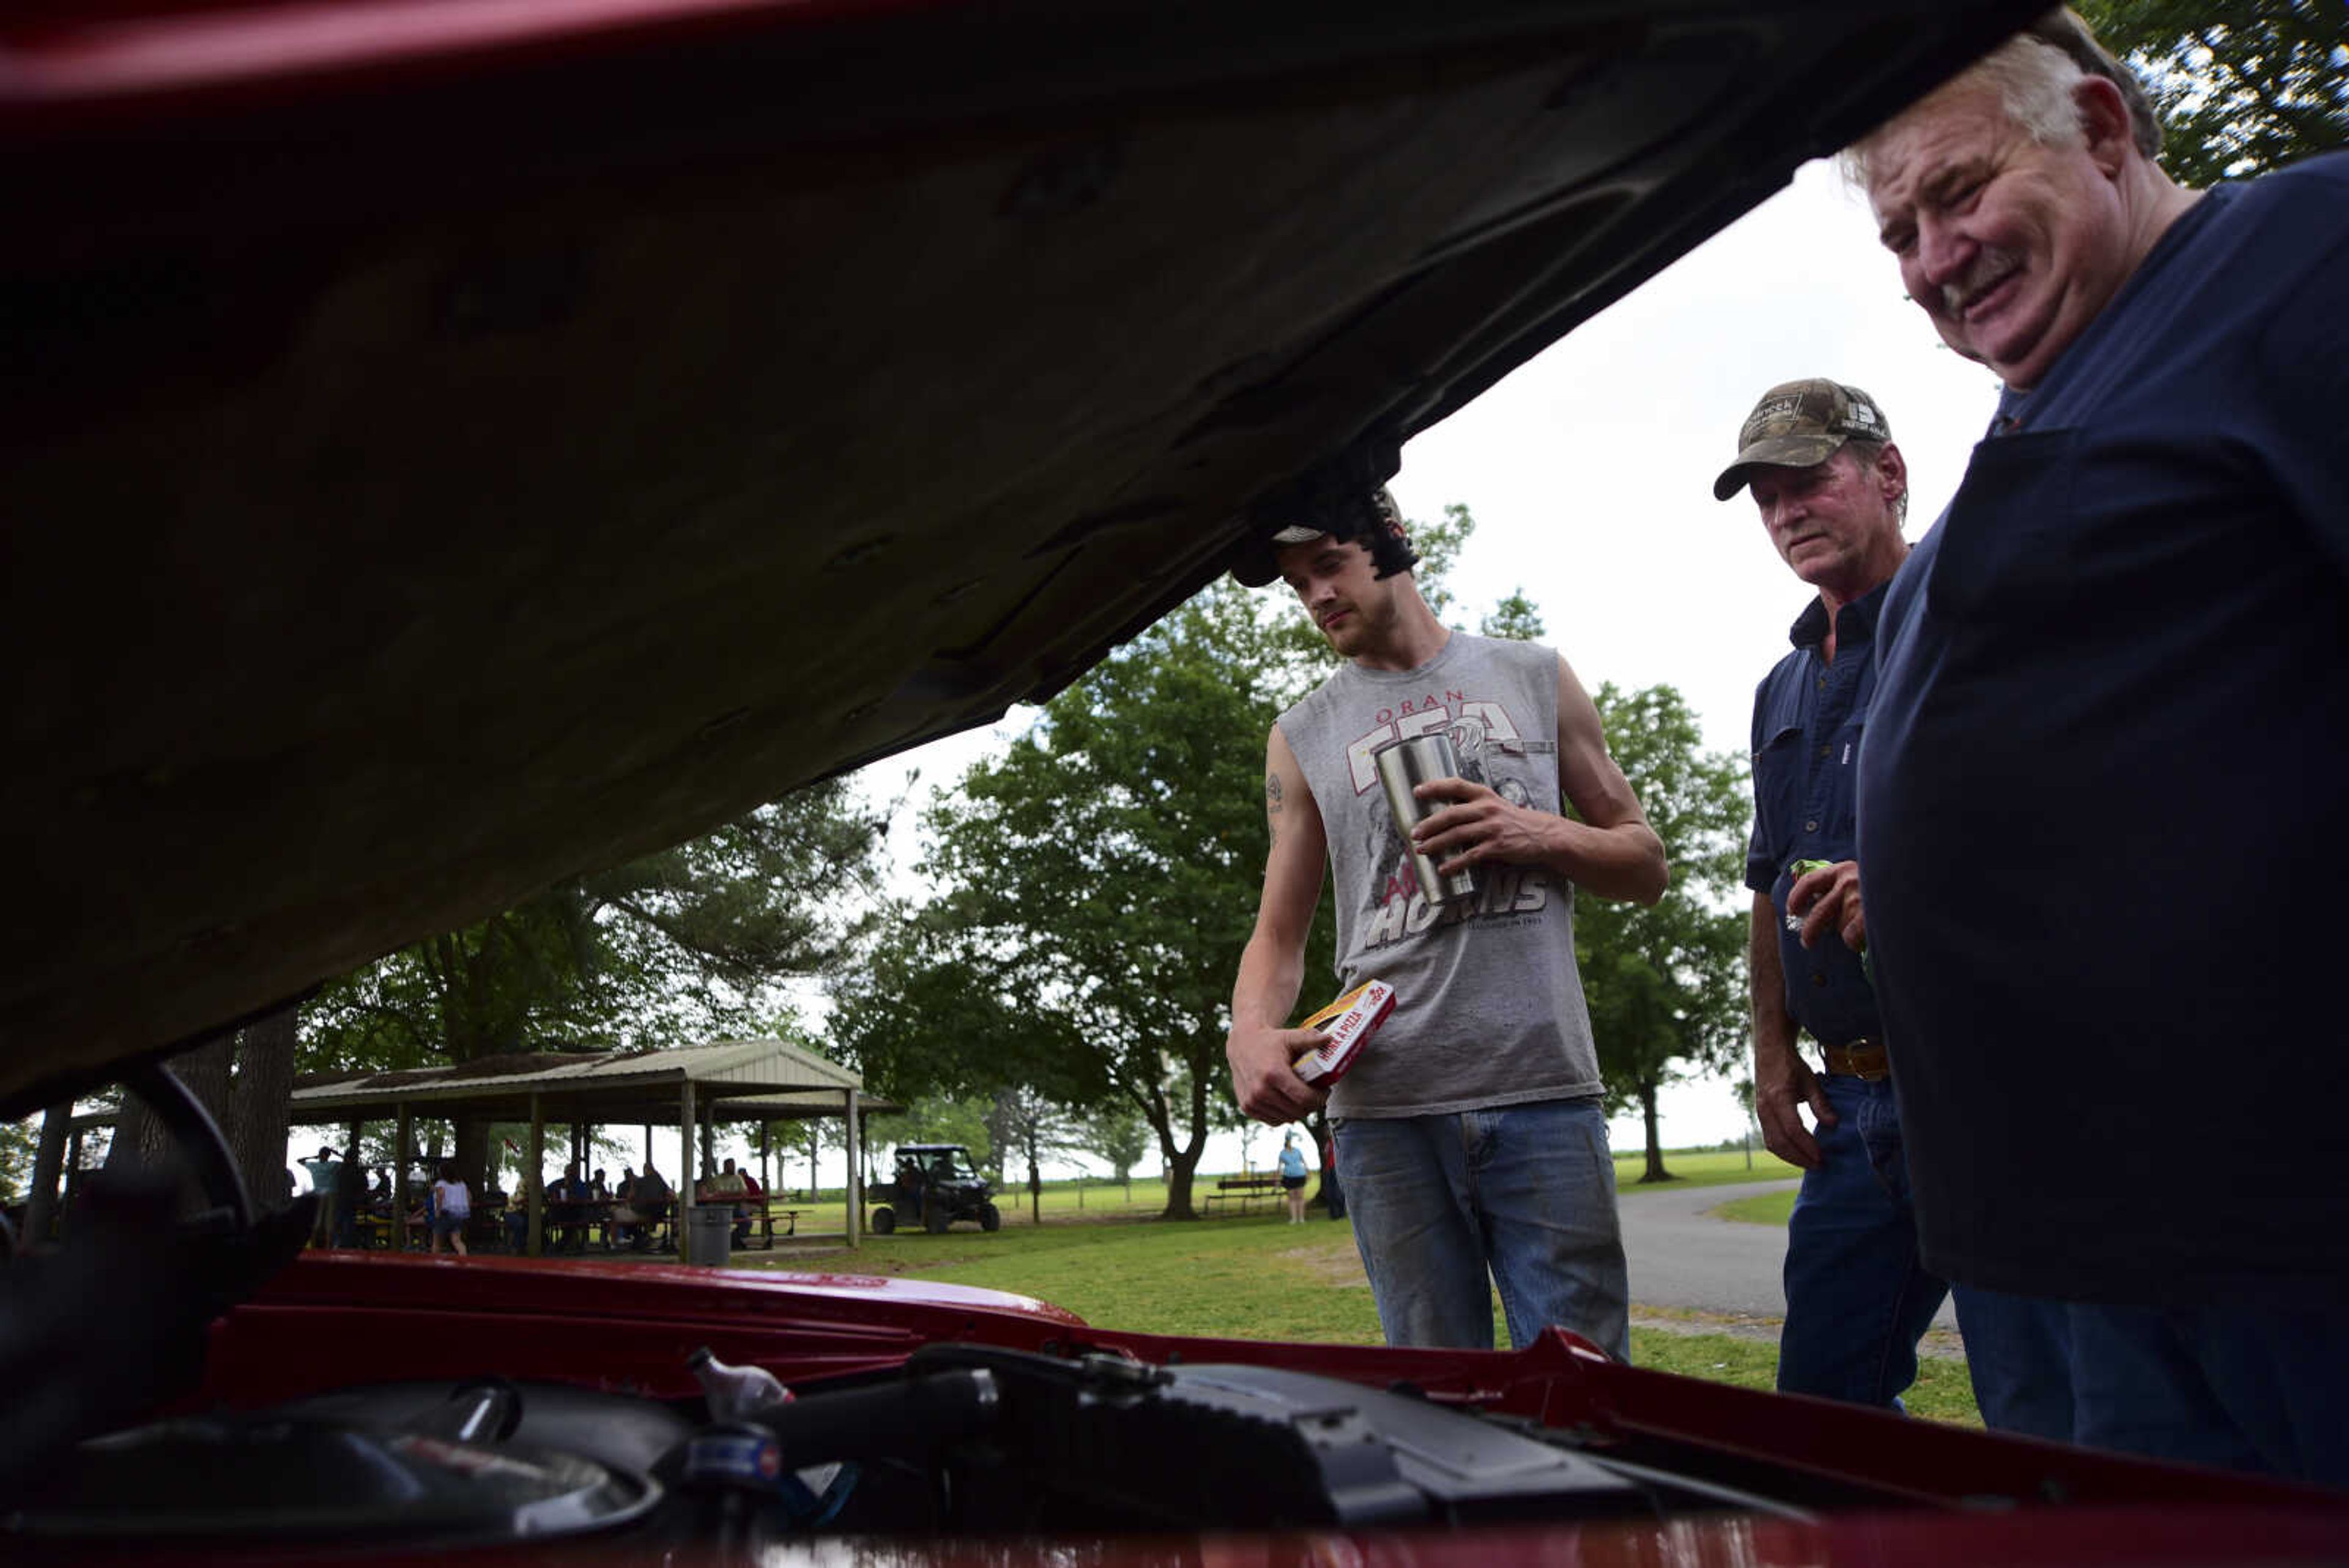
[699,1192,810,1249]
[351,1191,810,1255]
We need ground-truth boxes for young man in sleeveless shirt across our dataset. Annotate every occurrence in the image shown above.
[1224,489,1665,1354]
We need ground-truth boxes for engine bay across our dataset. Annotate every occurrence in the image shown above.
[7,1343,1826,1555]
[4,1069,2343,1564]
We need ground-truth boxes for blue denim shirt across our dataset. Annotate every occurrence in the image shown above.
[1746,583,1885,1048]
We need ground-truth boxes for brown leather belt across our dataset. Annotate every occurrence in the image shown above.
[1820,1041,1889,1081]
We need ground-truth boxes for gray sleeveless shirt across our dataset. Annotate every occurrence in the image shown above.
[1277,632,1602,1118]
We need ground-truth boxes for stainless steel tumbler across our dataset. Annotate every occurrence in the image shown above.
[1373,732,1480,905]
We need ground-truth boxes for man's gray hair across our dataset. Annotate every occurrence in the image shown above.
[1841,8,2162,188]
[1844,438,1909,524]
[2024,7,2163,158]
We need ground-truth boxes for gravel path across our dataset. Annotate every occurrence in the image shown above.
[1617,1175,1961,1344]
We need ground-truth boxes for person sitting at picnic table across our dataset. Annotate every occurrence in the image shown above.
[614,1161,671,1250]
[700,1159,748,1201]
[590,1167,611,1202]
[503,1197,529,1254]
[426,1162,470,1257]
[735,1165,764,1246]
[547,1162,594,1252]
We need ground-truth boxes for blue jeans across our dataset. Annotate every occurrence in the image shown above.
[1779,1074,1948,1406]
[1953,1287,2076,1443]
[1781,1074,2074,1438]
[2066,1299,2349,1485]
[1335,1098,1628,1359]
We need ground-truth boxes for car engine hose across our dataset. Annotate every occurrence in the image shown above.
[755,1366,1000,1470]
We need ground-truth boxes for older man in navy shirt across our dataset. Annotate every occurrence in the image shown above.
[1849,11,2348,1482]
[1718,378,2071,1438]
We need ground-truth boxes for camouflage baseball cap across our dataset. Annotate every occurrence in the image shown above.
[1712,379,1891,502]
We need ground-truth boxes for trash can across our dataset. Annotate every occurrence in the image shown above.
[686,1204,733,1266]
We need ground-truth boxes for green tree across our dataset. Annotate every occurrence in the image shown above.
[987,1085,1085,1224]
[878,1094,1000,1175]
[1479,589,1547,642]
[829,912,1104,1180]
[302,780,886,1188]
[0,1115,36,1203]
[1574,684,1751,1183]
[838,582,1316,1219]
[310,781,883,1072]
[1082,1102,1153,1183]
[2078,1,2347,185]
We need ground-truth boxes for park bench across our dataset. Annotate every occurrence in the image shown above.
[1203,1173,1286,1214]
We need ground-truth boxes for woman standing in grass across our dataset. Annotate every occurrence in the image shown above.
[431,1162,472,1257]
[1278,1133,1310,1224]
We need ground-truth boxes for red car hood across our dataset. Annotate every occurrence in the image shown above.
[0,0,2047,1108]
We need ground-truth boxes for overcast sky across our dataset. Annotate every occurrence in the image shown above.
[867,157,2008,1167]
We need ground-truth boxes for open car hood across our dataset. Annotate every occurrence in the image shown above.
[0,0,2039,1107]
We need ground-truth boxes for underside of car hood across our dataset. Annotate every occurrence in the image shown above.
[0,0,2039,1108]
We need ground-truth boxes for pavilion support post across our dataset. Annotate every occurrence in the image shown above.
[393,1102,412,1250]
[527,1094,546,1258]
[846,1090,861,1248]
[343,1118,365,1245]
[678,1081,697,1263]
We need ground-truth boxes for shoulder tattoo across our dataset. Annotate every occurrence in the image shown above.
[1266,773,1284,812]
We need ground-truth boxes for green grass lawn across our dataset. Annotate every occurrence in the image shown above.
[1611,1147,1801,1191]
[743,1154,1980,1428]
[837,1146,1800,1229]
[1711,1189,1798,1226]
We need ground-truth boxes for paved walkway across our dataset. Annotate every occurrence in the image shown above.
[1618,1175,1958,1333]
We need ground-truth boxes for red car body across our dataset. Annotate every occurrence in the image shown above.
[158,1252,2344,1566]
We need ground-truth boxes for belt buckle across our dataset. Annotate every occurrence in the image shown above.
[1828,1042,1889,1082]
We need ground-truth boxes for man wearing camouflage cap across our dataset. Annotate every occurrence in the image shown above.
[1720,379,2073,1438]
[1223,485,1665,1356]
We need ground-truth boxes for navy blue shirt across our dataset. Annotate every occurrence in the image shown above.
[1860,156,2349,1304]
[1747,585,1887,1049]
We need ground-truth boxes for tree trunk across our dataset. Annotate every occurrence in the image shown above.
[101,1035,237,1217]
[453,1118,492,1197]
[23,1104,72,1247]
[1161,1145,1201,1219]
[1143,1110,1201,1221]
[226,1006,297,1208]
[103,1087,168,1175]
[1639,1081,1671,1183]
[107,1035,236,1174]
